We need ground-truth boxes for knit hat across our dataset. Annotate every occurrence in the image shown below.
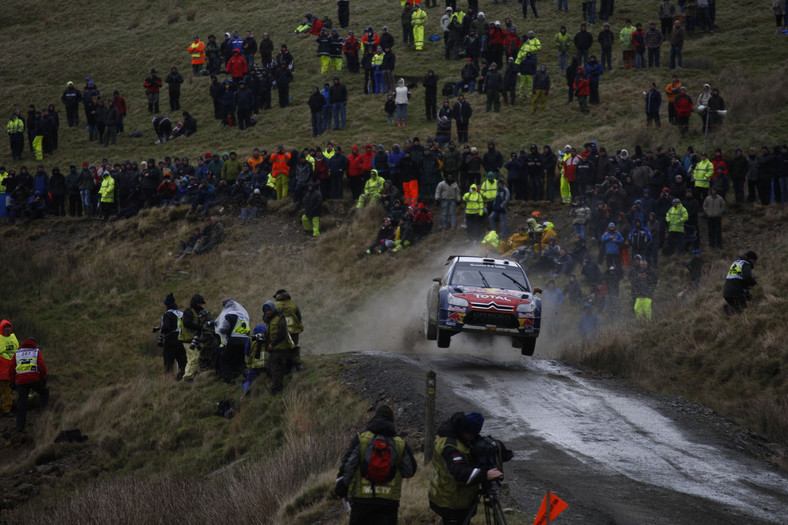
[164,293,177,309]
[375,405,394,422]
[462,412,484,435]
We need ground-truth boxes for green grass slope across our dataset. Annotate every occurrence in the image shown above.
[1,0,787,521]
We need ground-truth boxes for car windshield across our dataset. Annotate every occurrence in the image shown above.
[450,263,530,291]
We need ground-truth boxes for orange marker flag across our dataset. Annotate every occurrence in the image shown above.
[533,491,568,525]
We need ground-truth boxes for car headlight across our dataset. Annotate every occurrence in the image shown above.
[517,301,536,313]
[448,294,468,307]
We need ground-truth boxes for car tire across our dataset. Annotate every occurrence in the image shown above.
[437,329,451,348]
[520,338,536,356]
[426,319,437,340]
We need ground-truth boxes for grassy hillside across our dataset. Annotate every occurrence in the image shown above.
[1,0,787,521]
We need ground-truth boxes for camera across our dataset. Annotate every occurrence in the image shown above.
[189,335,202,350]
[254,332,265,342]
[471,435,513,473]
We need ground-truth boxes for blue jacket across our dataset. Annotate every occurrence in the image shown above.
[600,230,624,254]
[585,61,604,83]
[388,150,405,175]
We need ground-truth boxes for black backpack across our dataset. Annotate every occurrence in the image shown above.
[360,434,397,484]
[442,82,454,97]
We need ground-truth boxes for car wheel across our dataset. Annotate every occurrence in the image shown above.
[426,319,437,340]
[520,338,536,356]
[437,329,451,348]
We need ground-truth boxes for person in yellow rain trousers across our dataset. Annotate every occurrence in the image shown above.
[411,5,428,50]
[559,145,573,204]
[0,319,20,416]
[357,169,384,208]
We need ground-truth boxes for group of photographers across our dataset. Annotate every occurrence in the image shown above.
[335,407,510,525]
[156,289,304,394]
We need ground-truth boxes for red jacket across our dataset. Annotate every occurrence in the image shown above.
[113,95,127,116]
[674,93,693,117]
[361,145,375,173]
[310,18,324,36]
[9,340,47,386]
[573,75,590,96]
[348,148,365,177]
[564,154,580,182]
[226,53,249,78]
[488,27,506,46]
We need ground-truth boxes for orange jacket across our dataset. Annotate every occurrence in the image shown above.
[270,151,292,177]
[188,40,206,65]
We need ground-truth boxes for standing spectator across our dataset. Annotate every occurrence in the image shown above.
[226,49,249,84]
[631,259,659,320]
[598,23,615,71]
[9,339,49,433]
[165,66,183,111]
[665,74,682,124]
[393,78,410,127]
[555,26,571,72]
[412,4,428,50]
[235,81,254,130]
[484,63,502,113]
[65,164,81,216]
[574,23,593,67]
[521,0,539,19]
[187,35,206,75]
[301,181,323,236]
[435,172,461,230]
[274,62,293,108]
[532,65,550,114]
[343,30,361,73]
[664,197,688,255]
[674,87,693,134]
[645,82,662,127]
[205,34,221,75]
[452,94,472,143]
[578,303,601,343]
[104,100,120,146]
[316,27,331,74]
[337,0,350,28]
[334,405,417,525]
[757,146,774,206]
[329,29,348,73]
[381,46,396,95]
[308,86,324,137]
[658,0,676,36]
[489,178,510,237]
[329,76,348,130]
[573,68,590,114]
[631,23,646,69]
[703,186,725,248]
[423,70,438,121]
[144,68,162,113]
[585,55,604,105]
[619,19,635,69]
[259,33,274,68]
[0,320,19,417]
[669,19,685,70]
[401,4,413,47]
[645,22,663,67]
[6,110,25,161]
[463,183,484,241]
[242,31,258,69]
[61,81,82,127]
[600,222,625,268]
[697,0,712,33]
[220,80,236,127]
[707,87,726,130]
[112,90,127,134]
[502,58,518,105]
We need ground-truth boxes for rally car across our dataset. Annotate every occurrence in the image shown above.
[426,256,542,355]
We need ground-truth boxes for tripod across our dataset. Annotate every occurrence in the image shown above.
[478,481,508,525]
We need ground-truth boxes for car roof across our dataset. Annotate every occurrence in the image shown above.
[446,255,522,267]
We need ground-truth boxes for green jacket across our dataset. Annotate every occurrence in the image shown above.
[554,32,571,52]
[275,295,304,334]
[463,185,484,215]
[351,431,408,501]
[266,311,294,352]
[429,434,478,511]
[221,157,244,183]
[666,204,688,232]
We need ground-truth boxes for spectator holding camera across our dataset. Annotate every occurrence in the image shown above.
[179,294,206,382]
[429,411,504,524]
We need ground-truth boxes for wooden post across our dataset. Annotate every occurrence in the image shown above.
[546,490,552,525]
[424,371,437,462]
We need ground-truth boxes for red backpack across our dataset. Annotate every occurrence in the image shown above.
[360,434,397,484]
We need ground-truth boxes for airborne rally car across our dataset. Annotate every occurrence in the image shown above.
[426,256,542,355]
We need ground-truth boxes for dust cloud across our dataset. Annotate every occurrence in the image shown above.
[315,241,560,362]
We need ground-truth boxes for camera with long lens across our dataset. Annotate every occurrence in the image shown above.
[189,335,202,351]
